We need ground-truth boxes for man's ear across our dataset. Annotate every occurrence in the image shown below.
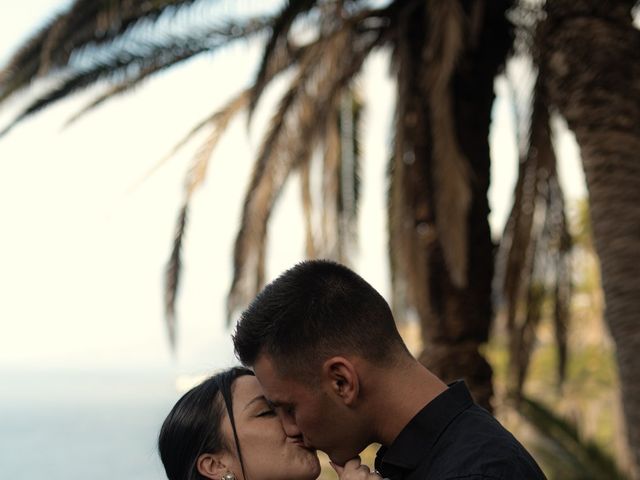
[322,356,360,406]
[196,453,234,480]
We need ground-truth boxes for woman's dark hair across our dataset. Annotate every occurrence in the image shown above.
[158,367,254,480]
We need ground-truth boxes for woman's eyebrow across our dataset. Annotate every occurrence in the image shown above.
[243,395,268,411]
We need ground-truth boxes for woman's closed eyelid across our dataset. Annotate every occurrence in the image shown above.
[256,408,276,417]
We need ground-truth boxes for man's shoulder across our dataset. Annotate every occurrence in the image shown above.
[437,403,536,458]
[425,404,546,479]
[376,382,545,480]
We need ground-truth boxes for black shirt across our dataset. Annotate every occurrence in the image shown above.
[374,381,546,480]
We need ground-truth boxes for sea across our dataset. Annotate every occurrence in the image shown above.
[0,368,184,480]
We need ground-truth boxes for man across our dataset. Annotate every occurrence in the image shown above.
[233,260,545,480]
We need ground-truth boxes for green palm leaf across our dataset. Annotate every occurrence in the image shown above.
[517,395,628,480]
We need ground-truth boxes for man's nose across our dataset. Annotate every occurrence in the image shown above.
[280,413,302,437]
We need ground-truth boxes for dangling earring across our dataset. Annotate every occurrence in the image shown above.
[222,472,236,480]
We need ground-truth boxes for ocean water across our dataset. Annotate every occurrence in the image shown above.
[0,369,181,480]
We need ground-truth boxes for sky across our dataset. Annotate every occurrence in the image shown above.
[0,0,586,374]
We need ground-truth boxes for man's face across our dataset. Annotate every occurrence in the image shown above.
[253,354,365,465]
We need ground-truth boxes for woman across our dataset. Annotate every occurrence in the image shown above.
[158,367,321,480]
[159,366,382,480]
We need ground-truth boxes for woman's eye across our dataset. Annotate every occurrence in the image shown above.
[257,409,276,417]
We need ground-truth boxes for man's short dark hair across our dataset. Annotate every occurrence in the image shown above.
[232,260,410,378]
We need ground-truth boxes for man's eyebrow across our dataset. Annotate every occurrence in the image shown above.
[243,395,268,411]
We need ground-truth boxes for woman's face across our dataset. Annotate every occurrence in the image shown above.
[222,375,321,480]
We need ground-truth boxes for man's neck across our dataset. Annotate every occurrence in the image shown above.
[366,360,448,446]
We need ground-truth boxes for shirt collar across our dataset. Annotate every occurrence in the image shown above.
[375,380,474,474]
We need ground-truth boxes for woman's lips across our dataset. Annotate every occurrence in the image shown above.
[288,438,315,451]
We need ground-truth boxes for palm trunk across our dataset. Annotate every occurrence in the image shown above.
[539,1,640,476]
[390,0,513,411]
[419,0,513,411]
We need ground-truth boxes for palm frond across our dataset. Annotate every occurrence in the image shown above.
[336,90,362,261]
[227,21,386,323]
[165,203,189,350]
[496,75,573,397]
[0,18,271,137]
[554,218,572,385]
[227,86,316,322]
[321,103,342,259]
[0,0,204,101]
[424,0,470,289]
[162,90,249,335]
[387,0,435,331]
[517,395,629,479]
[63,71,147,127]
[511,277,544,393]
[542,168,572,388]
[186,98,249,198]
[300,156,317,258]
[161,30,323,332]
[306,87,363,263]
[248,0,318,119]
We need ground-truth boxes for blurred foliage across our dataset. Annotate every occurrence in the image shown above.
[486,198,632,479]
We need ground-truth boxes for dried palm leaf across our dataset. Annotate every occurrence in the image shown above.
[336,90,362,262]
[161,32,321,336]
[497,74,572,397]
[321,103,342,259]
[248,0,318,119]
[165,203,188,349]
[162,91,250,345]
[300,155,317,258]
[227,22,386,322]
[424,0,471,289]
[547,172,572,387]
[387,0,435,329]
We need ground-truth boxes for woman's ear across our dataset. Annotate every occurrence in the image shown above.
[322,356,360,406]
[196,453,233,480]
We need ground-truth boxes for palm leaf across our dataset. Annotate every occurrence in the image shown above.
[336,89,362,261]
[162,89,253,336]
[387,0,435,331]
[300,156,317,258]
[553,219,572,385]
[321,101,342,259]
[0,18,272,137]
[140,38,305,186]
[165,203,189,350]
[160,32,323,333]
[424,0,470,289]
[517,395,629,479]
[227,21,386,322]
[496,74,573,397]
[247,0,318,120]
[0,0,204,102]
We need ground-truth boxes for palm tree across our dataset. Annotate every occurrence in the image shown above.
[0,0,522,413]
[524,0,640,475]
[7,0,639,473]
